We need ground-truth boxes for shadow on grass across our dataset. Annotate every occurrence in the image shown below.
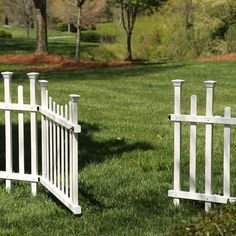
[0,37,99,57]
[0,119,153,173]
[39,62,187,82]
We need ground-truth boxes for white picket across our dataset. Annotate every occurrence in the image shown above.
[190,95,197,193]
[61,106,65,193]
[49,97,53,182]
[172,80,184,206]
[18,85,24,174]
[204,80,216,212]
[65,104,69,196]
[69,101,73,198]
[46,90,49,180]
[28,72,39,196]
[2,72,13,191]
[57,104,61,189]
[70,95,80,205]
[53,101,57,185]
[224,107,231,198]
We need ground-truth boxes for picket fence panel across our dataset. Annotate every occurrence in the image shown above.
[0,71,81,215]
[168,80,236,212]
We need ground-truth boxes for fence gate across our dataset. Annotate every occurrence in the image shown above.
[168,80,236,212]
[0,72,81,215]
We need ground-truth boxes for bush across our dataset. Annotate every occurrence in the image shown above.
[81,31,116,43]
[0,30,12,38]
[57,22,77,33]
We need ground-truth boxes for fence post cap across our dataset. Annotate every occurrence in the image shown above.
[27,72,39,79]
[1,72,13,79]
[39,80,48,87]
[172,80,184,87]
[70,94,80,102]
[204,80,217,88]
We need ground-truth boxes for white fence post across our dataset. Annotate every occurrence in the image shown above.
[70,94,80,206]
[224,107,231,198]
[204,80,217,212]
[190,95,197,192]
[27,72,39,196]
[172,80,184,206]
[1,72,13,191]
[39,80,48,178]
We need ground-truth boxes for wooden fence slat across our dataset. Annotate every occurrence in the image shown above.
[204,80,217,212]
[18,85,24,174]
[190,95,197,192]
[224,107,231,198]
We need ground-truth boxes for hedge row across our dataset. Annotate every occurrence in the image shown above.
[0,30,12,38]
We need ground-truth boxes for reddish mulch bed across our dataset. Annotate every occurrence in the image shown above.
[0,53,133,71]
[199,53,236,62]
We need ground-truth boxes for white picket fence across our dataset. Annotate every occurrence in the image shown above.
[0,71,81,215]
[168,80,236,212]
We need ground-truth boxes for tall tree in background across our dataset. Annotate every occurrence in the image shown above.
[65,0,86,62]
[4,0,34,37]
[33,0,48,55]
[110,0,167,61]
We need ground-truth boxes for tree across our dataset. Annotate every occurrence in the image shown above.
[33,0,48,55]
[4,0,34,37]
[110,0,167,61]
[64,0,86,62]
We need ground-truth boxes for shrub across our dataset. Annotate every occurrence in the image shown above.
[0,30,12,38]
[57,22,77,33]
[81,31,116,43]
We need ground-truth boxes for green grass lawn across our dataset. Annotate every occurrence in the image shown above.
[0,60,236,235]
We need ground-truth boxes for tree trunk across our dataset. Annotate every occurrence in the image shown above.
[33,0,48,55]
[26,20,30,38]
[68,23,71,33]
[126,31,132,61]
[75,5,82,62]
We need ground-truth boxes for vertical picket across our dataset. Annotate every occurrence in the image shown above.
[39,80,48,178]
[204,80,217,212]
[69,101,73,197]
[70,95,80,205]
[49,97,53,182]
[18,85,25,174]
[27,72,39,196]
[2,72,13,191]
[57,104,61,189]
[190,95,197,192]
[224,107,231,198]
[45,90,49,180]
[61,106,65,192]
[172,80,184,206]
[53,101,57,185]
[65,105,69,196]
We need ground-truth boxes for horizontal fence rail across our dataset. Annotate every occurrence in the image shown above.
[168,80,236,212]
[0,71,81,215]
